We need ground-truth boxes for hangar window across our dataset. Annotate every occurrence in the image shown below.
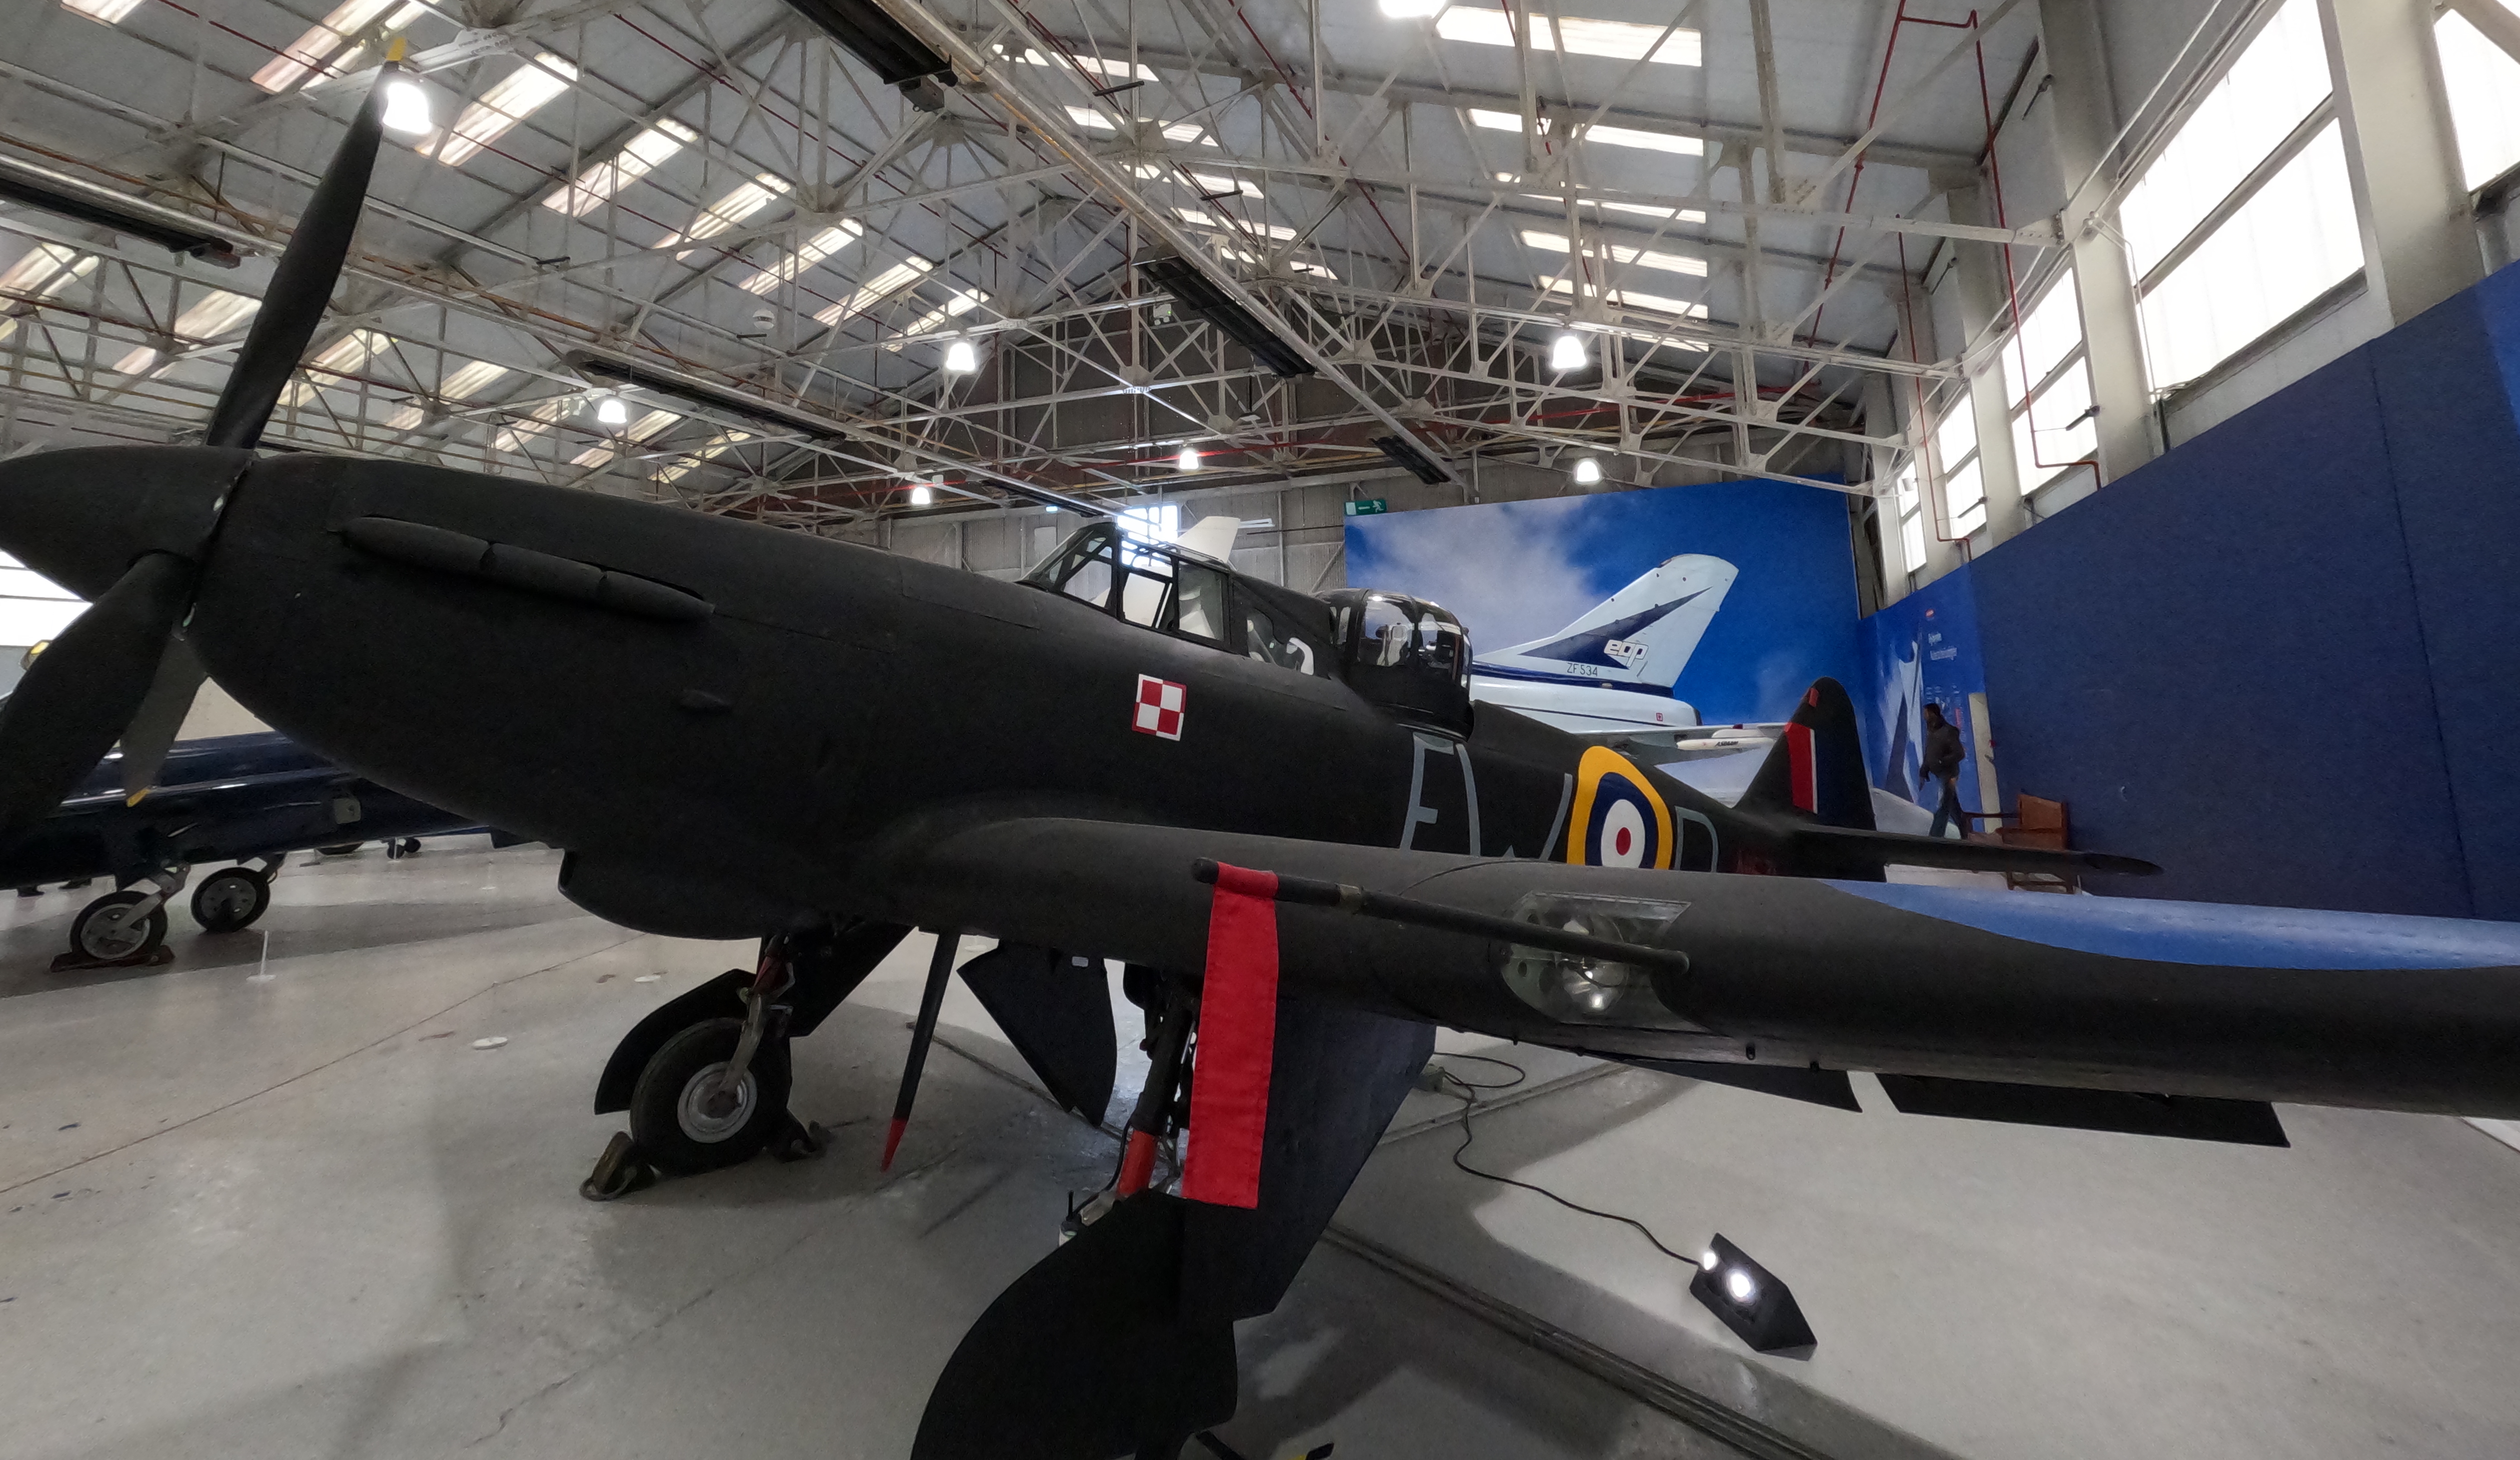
[2119,0,2362,389]
[2434,7,2520,190]
[1928,395,1985,541]
[1894,465,1927,575]
[2003,277,2097,493]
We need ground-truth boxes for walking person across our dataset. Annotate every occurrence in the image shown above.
[1923,702,1966,839]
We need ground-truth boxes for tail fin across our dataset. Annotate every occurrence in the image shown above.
[1738,677,1876,830]
[1485,555,1737,688]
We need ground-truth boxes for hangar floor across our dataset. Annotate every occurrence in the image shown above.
[5,841,2520,1460]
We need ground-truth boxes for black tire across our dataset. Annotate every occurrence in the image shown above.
[190,868,271,934]
[316,843,362,856]
[69,891,168,963]
[627,1018,793,1175]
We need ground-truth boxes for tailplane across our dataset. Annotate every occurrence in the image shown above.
[1737,677,1876,830]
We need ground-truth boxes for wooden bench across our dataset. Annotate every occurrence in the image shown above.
[1962,794,2076,893]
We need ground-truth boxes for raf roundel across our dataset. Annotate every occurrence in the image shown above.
[1132,674,1187,741]
[1566,745,1675,869]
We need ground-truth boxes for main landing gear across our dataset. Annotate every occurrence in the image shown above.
[581,921,909,1200]
[53,856,286,969]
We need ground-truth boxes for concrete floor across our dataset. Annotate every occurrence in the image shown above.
[4,842,2519,1460]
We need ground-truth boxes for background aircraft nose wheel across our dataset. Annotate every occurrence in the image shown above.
[69,890,168,963]
[627,1017,794,1175]
[190,866,271,933]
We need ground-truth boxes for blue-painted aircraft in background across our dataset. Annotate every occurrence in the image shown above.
[0,728,477,963]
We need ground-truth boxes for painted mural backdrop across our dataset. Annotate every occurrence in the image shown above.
[1859,564,1991,818]
[1342,479,1863,725]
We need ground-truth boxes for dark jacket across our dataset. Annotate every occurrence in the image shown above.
[1923,720,1964,782]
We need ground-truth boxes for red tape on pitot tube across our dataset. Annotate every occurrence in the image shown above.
[1181,862,1279,1208]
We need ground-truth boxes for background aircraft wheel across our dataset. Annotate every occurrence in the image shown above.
[628,1018,794,1175]
[69,892,168,963]
[315,843,362,856]
[190,867,270,934]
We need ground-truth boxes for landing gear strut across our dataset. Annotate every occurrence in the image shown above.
[582,921,909,1198]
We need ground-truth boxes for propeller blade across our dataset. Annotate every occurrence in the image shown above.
[202,66,393,450]
[119,634,209,801]
[0,552,196,832]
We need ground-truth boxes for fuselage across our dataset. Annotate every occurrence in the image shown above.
[1468,669,1700,735]
[167,453,1775,934]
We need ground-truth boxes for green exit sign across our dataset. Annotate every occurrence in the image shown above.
[1344,498,1388,517]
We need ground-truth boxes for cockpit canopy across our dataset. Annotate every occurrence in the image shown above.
[1021,519,1334,677]
[1322,588,1475,735]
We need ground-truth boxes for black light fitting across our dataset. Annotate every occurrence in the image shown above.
[0,156,243,267]
[777,0,954,93]
[1371,434,1448,485]
[1139,256,1315,379]
[1688,1233,1815,1354]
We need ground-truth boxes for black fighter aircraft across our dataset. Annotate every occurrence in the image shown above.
[7,67,2520,1460]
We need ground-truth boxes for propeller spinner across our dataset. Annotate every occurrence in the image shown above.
[0,62,395,827]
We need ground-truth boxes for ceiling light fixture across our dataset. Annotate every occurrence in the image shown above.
[596,395,630,427]
[1176,446,1200,472]
[1572,457,1603,485]
[381,79,434,137]
[909,483,935,505]
[1549,330,1589,371]
[942,339,978,373]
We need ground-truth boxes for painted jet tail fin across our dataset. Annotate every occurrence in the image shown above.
[1737,677,1876,830]
[1487,554,1737,688]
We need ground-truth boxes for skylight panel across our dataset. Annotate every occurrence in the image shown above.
[492,397,573,454]
[815,256,935,324]
[668,174,792,252]
[112,289,259,375]
[572,442,618,468]
[1592,198,1709,224]
[1546,277,1710,321]
[1521,229,1708,276]
[544,119,699,216]
[282,328,394,405]
[1015,48,1156,81]
[1576,124,1703,156]
[1439,8,1699,66]
[382,401,429,432]
[626,408,679,441]
[60,0,147,24]
[428,55,578,167]
[887,288,992,349]
[736,221,865,294]
[1160,121,1215,147]
[439,359,511,398]
[1468,109,1524,132]
[0,243,94,295]
[654,428,754,484]
[1066,107,1120,132]
[253,0,423,93]
[1176,208,1298,241]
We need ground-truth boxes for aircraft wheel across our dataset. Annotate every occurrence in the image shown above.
[191,868,271,934]
[628,1018,793,1175]
[69,891,168,963]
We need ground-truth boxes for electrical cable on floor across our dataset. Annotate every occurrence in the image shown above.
[1429,1054,1702,1270]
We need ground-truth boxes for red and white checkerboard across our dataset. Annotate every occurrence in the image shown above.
[1132,674,1185,740]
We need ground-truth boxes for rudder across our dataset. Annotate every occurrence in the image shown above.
[1738,678,1876,830]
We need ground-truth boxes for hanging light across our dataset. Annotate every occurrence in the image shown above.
[942,338,978,373]
[380,79,434,138]
[909,483,935,506]
[1177,446,1200,472]
[595,395,630,427]
[1549,330,1588,372]
[1572,457,1603,485]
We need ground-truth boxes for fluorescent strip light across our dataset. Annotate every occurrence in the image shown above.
[736,220,865,294]
[427,54,578,167]
[815,255,935,323]
[668,174,793,252]
[1521,229,1708,277]
[1439,7,1700,66]
[543,119,698,216]
[253,0,421,92]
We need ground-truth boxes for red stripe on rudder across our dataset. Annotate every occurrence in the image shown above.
[1785,722,1816,814]
[1182,862,1280,1208]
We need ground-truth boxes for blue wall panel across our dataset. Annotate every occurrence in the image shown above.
[2367,270,2520,920]
[1966,347,2472,916]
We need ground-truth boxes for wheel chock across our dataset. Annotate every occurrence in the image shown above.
[579,1130,657,1201]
